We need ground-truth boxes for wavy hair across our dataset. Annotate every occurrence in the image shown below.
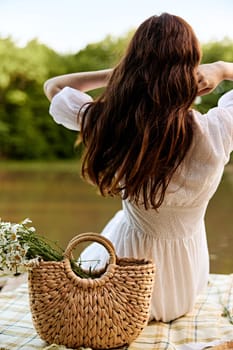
[80,13,201,209]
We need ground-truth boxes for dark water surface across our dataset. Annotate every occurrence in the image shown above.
[0,161,232,273]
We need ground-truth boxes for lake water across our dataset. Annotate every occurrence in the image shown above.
[0,161,232,274]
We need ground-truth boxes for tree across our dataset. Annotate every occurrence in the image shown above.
[0,34,232,160]
[0,38,77,159]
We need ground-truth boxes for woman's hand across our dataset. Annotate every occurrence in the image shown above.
[197,62,224,96]
[197,61,233,96]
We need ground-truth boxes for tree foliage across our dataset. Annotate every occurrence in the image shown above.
[0,34,232,160]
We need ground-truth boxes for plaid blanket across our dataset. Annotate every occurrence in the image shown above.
[0,274,232,350]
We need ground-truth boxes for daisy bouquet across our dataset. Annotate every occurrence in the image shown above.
[0,218,90,278]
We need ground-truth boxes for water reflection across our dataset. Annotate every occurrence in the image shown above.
[0,161,232,273]
[205,166,233,273]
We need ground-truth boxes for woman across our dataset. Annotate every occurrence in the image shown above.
[44,13,233,322]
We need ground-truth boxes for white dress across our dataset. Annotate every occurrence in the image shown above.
[50,87,233,322]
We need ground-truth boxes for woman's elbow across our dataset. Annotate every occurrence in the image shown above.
[43,79,61,101]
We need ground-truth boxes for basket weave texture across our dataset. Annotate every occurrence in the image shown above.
[28,233,155,349]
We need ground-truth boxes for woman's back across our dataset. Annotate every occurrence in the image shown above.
[80,89,233,321]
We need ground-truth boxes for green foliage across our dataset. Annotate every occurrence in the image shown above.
[0,33,134,159]
[0,37,77,159]
[201,38,233,63]
[0,34,232,160]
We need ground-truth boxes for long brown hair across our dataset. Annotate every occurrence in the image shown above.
[80,13,201,209]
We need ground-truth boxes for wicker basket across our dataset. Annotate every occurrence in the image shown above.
[28,233,155,349]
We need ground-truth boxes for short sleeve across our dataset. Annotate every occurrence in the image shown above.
[216,90,233,155]
[200,89,233,163]
[49,86,93,131]
[218,89,233,109]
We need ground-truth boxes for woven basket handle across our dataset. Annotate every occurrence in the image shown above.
[63,232,117,265]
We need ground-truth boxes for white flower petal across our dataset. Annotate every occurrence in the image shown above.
[21,218,32,225]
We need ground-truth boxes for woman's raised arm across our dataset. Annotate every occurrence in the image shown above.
[44,69,113,101]
[197,61,233,96]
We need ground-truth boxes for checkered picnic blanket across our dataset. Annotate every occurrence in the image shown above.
[0,274,232,350]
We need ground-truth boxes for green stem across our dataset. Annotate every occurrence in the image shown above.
[18,231,93,278]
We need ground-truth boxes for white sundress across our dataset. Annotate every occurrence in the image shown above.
[49,87,233,322]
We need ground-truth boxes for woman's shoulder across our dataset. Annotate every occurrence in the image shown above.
[192,90,233,162]
[193,89,233,131]
[218,89,233,108]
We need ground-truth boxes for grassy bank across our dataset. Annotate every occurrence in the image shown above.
[0,159,81,173]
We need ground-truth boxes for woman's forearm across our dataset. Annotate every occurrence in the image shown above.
[197,61,233,96]
[44,68,113,101]
[220,61,233,80]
